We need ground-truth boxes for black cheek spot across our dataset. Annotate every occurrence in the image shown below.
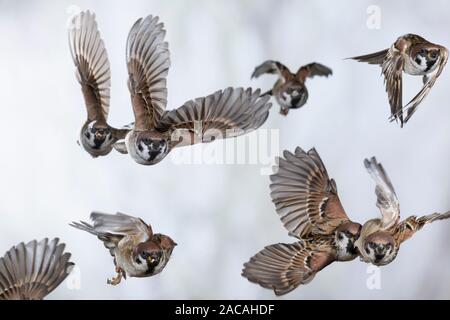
[138,144,143,152]
[85,132,91,139]
[425,59,436,72]
[365,248,370,254]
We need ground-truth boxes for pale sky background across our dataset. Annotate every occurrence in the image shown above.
[0,0,449,299]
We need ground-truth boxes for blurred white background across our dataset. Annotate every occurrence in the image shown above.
[0,0,449,299]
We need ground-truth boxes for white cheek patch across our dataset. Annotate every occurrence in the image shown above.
[83,130,97,147]
[138,142,151,156]
[280,92,292,105]
[414,55,428,69]
[336,234,351,258]
[367,248,376,259]
[132,256,151,273]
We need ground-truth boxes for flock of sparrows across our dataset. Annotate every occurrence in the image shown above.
[0,10,449,299]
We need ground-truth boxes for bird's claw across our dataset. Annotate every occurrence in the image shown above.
[279,107,289,116]
[107,268,123,286]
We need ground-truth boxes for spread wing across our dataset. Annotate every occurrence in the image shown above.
[157,87,271,149]
[364,157,400,229]
[68,11,110,124]
[270,147,350,239]
[381,49,405,126]
[70,212,152,256]
[0,238,74,300]
[403,46,448,123]
[251,60,292,81]
[242,239,336,296]
[295,62,332,82]
[348,48,389,65]
[127,15,170,130]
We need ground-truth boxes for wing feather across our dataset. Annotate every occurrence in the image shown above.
[364,157,400,229]
[403,47,448,123]
[70,212,152,256]
[382,49,405,126]
[127,15,170,129]
[251,60,292,81]
[158,88,271,148]
[270,147,350,238]
[296,62,332,82]
[0,238,74,300]
[242,240,336,296]
[68,11,110,123]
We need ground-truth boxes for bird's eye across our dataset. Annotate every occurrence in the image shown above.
[141,251,149,258]
[365,248,370,254]
[338,234,344,240]
[138,144,143,152]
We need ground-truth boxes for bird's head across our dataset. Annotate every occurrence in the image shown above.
[80,121,114,157]
[363,231,397,266]
[155,234,177,256]
[133,131,169,165]
[412,46,441,72]
[335,222,362,260]
[135,241,164,272]
[278,82,308,110]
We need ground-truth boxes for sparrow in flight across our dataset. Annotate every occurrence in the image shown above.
[349,34,448,127]
[0,238,74,300]
[118,15,272,165]
[355,157,450,266]
[242,147,362,295]
[251,60,332,115]
[70,11,272,165]
[69,11,130,157]
[70,212,176,285]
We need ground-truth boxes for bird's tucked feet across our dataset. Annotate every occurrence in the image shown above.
[279,107,289,116]
[107,267,123,286]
